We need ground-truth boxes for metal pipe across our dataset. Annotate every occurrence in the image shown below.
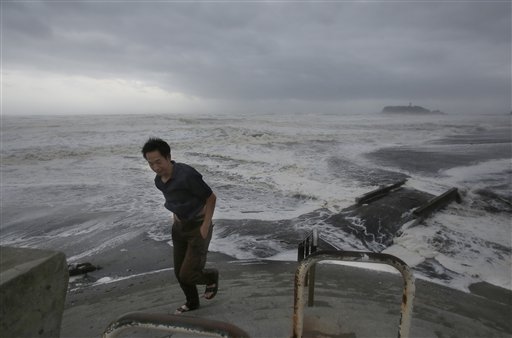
[102,312,250,338]
[293,250,415,338]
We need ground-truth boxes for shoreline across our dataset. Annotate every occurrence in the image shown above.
[68,232,512,295]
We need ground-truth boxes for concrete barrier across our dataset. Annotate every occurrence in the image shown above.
[355,179,407,205]
[0,246,69,338]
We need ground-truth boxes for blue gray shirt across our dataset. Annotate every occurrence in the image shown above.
[154,161,213,221]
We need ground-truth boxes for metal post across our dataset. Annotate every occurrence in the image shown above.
[297,242,304,261]
[293,250,415,338]
[307,229,318,307]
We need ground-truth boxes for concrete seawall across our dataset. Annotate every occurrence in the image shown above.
[62,251,512,337]
[0,246,69,338]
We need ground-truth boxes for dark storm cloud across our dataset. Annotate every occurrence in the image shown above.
[2,1,510,114]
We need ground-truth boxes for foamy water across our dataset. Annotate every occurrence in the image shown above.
[1,111,510,292]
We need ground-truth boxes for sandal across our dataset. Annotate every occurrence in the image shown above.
[174,303,198,314]
[204,270,219,300]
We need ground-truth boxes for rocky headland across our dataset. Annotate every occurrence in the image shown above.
[382,104,444,114]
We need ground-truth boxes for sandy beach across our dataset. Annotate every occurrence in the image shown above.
[61,234,511,338]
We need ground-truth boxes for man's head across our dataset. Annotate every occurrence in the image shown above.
[142,138,171,160]
[142,138,173,177]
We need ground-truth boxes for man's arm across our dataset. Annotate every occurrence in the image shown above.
[200,192,216,239]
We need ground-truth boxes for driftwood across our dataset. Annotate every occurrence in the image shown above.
[68,262,101,276]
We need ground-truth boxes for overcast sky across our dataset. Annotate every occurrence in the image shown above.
[2,1,510,115]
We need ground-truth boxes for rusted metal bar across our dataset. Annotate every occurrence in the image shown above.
[102,312,250,338]
[297,242,305,261]
[413,187,461,219]
[355,179,407,205]
[307,264,316,307]
[307,229,318,307]
[293,250,415,338]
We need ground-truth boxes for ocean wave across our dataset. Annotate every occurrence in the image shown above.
[1,112,510,293]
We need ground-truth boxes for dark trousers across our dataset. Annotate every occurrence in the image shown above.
[171,219,216,307]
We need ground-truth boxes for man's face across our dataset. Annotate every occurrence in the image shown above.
[145,150,172,177]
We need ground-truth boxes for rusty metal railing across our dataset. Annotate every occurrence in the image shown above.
[102,312,250,338]
[297,228,318,261]
[292,250,415,338]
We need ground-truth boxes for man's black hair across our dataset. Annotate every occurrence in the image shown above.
[142,138,171,159]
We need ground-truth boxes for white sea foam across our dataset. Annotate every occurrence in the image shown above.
[67,231,142,263]
[441,158,511,192]
[384,202,512,291]
[69,268,174,292]
[1,112,510,292]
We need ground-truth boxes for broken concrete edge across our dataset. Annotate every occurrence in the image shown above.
[413,187,461,218]
[355,179,407,205]
[0,246,69,338]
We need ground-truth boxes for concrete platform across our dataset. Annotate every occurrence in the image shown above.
[61,257,511,338]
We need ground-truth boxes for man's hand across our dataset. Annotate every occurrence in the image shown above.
[200,193,216,239]
[200,223,210,239]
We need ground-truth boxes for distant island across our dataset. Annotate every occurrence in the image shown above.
[382,103,444,114]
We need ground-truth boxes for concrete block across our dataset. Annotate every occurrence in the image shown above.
[1,246,69,338]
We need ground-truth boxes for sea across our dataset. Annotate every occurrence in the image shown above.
[1,111,511,292]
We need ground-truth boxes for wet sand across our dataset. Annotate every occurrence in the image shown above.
[365,127,511,176]
[61,234,511,338]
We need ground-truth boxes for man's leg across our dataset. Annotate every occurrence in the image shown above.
[179,223,218,295]
[172,223,200,309]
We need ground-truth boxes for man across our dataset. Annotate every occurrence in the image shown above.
[142,138,218,314]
